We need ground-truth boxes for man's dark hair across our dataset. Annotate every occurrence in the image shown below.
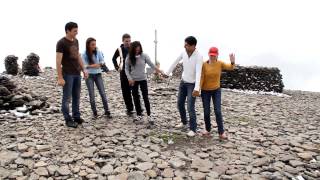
[185,36,197,46]
[122,33,131,41]
[65,22,78,33]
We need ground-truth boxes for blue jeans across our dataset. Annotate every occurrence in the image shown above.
[201,88,224,134]
[61,74,81,121]
[177,81,197,132]
[85,73,109,115]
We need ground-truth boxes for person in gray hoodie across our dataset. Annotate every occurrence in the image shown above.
[125,41,163,124]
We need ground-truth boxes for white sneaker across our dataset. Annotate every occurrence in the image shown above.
[134,115,143,122]
[175,123,187,128]
[187,130,196,137]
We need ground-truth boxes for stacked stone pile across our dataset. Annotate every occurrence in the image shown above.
[4,55,19,75]
[22,53,40,76]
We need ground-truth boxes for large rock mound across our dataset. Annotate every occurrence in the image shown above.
[0,76,47,111]
[171,63,284,92]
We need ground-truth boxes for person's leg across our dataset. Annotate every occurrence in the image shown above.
[186,83,197,132]
[177,82,188,125]
[201,90,212,132]
[95,74,110,115]
[131,81,142,116]
[61,74,73,120]
[140,80,150,116]
[120,73,134,113]
[72,75,81,120]
[212,88,224,134]
[85,74,97,116]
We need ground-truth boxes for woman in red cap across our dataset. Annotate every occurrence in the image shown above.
[199,47,235,140]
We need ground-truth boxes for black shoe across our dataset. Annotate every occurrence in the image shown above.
[65,120,78,128]
[74,117,84,124]
[104,111,112,118]
[126,110,134,116]
[92,112,98,119]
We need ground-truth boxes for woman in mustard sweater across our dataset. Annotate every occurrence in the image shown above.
[199,47,235,139]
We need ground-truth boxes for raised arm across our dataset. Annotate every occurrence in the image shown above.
[222,53,236,70]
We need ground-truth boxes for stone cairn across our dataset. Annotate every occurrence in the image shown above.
[4,55,19,75]
[0,76,47,111]
[22,53,40,76]
[172,63,284,92]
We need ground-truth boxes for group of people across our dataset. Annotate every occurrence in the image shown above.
[56,22,236,140]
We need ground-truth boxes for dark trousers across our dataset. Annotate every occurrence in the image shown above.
[120,72,134,112]
[132,80,151,116]
[85,73,109,115]
[61,74,81,121]
[177,81,197,132]
[201,88,224,134]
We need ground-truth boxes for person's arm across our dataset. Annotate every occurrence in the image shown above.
[125,57,135,86]
[144,54,161,73]
[56,52,65,86]
[78,54,88,79]
[165,53,183,75]
[112,49,120,71]
[200,64,205,91]
[194,56,204,92]
[222,53,236,70]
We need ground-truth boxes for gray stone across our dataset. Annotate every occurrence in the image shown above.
[136,151,152,162]
[34,167,49,176]
[57,165,71,176]
[136,162,154,171]
[101,164,113,175]
[0,151,19,166]
[169,158,186,169]
[162,168,174,178]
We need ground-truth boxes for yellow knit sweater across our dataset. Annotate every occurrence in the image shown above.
[200,60,235,91]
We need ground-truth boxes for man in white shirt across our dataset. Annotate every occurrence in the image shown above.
[165,36,203,137]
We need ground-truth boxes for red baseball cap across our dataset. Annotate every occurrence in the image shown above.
[208,47,219,56]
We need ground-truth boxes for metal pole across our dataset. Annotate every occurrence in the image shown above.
[154,29,158,65]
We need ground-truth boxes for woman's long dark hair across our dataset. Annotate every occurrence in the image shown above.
[85,37,97,65]
[128,41,143,66]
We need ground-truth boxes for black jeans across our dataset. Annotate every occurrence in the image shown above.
[120,72,134,112]
[132,80,150,116]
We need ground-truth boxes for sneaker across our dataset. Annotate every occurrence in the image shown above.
[74,117,84,124]
[126,110,135,116]
[200,130,211,137]
[175,122,187,128]
[187,130,196,137]
[65,120,78,128]
[219,132,228,140]
[148,116,155,125]
[134,115,143,122]
[104,111,112,118]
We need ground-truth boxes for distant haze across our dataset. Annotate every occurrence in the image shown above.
[1,0,319,92]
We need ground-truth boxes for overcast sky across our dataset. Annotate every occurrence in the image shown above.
[0,0,319,92]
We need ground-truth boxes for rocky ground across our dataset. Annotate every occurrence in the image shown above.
[0,69,319,180]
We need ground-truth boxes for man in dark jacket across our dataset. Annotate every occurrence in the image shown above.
[112,33,134,115]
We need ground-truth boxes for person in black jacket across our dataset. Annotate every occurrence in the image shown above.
[112,33,134,115]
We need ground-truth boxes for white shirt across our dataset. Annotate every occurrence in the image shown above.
[166,50,203,91]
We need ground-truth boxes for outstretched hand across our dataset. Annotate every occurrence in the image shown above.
[229,53,235,64]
